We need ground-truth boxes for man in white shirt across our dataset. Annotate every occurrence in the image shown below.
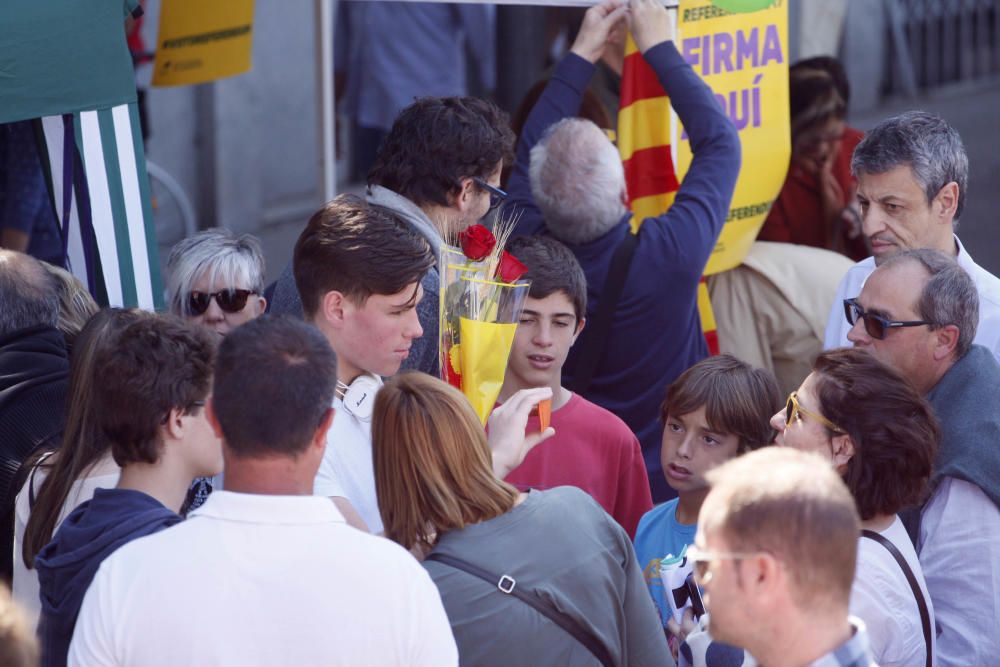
[824,111,1000,358]
[68,317,458,667]
[846,248,1000,665]
[292,194,436,533]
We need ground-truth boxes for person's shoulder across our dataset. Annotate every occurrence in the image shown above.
[563,394,637,442]
[636,499,677,536]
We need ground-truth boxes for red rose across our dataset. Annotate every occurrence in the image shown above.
[496,251,529,283]
[458,224,496,261]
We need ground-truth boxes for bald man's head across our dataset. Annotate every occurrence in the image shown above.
[0,250,60,338]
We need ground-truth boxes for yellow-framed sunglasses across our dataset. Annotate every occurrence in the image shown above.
[785,392,845,434]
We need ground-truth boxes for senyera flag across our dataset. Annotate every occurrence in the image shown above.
[1,0,162,309]
[618,32,720,355]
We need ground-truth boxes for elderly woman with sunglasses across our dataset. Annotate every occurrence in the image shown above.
[771,347,939,667]
[166,229,267,337]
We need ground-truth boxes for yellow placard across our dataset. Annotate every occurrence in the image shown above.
[152,0,255,87]
[674,0,790,274]
[459,319,518,425]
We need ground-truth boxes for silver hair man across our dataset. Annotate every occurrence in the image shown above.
[0,250,60,338]
[529,118,628,245]
[883,248,979,358]
[852,110,969,225]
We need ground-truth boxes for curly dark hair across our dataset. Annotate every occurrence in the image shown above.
[368,96,515,208]
[812,348,940,520]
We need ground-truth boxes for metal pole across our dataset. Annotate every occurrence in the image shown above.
[315,0,337,203]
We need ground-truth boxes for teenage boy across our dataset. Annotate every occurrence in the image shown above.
[633,355,780,636]
[295,196,554,533]
[35,314,220,667]
[498,235,652,537]
[293,194,435,534]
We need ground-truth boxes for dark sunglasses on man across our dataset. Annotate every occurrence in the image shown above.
[187,288,258,316]
[843,297,931,340]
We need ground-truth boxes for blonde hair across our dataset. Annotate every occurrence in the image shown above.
[704,448,859,610]
[0,585,38,667]
[372,372,519,551]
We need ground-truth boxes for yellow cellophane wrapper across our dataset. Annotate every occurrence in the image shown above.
[459,318,518,425]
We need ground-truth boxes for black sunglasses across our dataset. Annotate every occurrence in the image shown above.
[187,289,257,316]
[843,297,931,340]
[473,177,508,211]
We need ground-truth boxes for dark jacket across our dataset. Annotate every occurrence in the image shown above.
[0,324,68,580]
[504,43,741,493]
[35,488,180,667]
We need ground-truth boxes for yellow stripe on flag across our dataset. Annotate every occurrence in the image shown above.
[617,97,672,163]
[629,192,676,231]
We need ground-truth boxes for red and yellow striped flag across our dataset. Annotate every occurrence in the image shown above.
[617,34,719,355]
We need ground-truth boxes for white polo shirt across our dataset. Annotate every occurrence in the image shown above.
[68,491,457,667]
[824,236,1000,358]
[314,374,384,533]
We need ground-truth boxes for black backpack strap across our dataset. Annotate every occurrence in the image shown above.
[426,552,615,667]
[570,226,640,395]
[861,530,932,667]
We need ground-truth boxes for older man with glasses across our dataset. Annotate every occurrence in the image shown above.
[846,247,1000,666]
[692,447,875,667]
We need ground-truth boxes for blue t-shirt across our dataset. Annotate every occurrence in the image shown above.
[633,498,698,626]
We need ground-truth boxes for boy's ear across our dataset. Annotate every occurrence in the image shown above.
[163,407,186,441]
[572,317,586,343]
[321,290,348,329]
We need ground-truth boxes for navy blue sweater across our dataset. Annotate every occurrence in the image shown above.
[34,487,181,667]
[505,42,741,492]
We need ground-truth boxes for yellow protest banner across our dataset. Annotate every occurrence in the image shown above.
[674,0,790,275]
[153,0,255,87]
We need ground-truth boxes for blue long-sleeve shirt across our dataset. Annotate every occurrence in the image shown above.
[504,42,741,489]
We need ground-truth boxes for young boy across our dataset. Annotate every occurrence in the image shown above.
[633,354,780,631]
[35,314,221,666]
[498,235,652,537]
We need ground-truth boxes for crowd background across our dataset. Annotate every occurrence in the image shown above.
[68,0,1000,288]
[3,1,1000,666]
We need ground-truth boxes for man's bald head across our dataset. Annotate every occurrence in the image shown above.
[0,250,60,338]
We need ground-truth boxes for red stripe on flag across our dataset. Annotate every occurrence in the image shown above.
[703,328,720,356]
[623,145,680,202]
[620,51,668,109]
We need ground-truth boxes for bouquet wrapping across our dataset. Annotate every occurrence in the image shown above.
[439,223,530,424]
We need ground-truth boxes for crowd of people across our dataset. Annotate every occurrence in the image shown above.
[1,0,998,665]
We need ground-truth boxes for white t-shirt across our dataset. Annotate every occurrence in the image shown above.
[68,491,458,667]
[12,454,120,629]
[313,375,383,533]
[918,477,1000,667]
[824,236,1000,358]
[850,515,935,667]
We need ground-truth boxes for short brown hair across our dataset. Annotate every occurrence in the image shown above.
[704,447,860,609]
[506,235,587,321]
[372,372,519,552]
[293,194,435,319]
[663,355,781,453]
[92,315,215,466]
[812,348,939,520]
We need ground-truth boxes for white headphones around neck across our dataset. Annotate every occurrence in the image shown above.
[335,373,381,422]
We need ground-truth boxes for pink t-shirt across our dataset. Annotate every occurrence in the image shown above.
[504,393,652,537]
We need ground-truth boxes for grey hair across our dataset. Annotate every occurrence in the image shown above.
[0,250,60,338]
[883,248,978,358]
[852,111,968,223]
[529,118,627,245]
[41,263,99,347]
[166,229,266,317]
